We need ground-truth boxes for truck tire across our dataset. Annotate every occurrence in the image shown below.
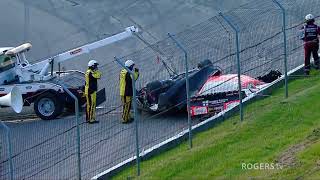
[34,92,64,120]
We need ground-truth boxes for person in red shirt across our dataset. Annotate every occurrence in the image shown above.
[301,14,320,75]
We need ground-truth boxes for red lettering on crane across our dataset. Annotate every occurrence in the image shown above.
[70,48,82,55]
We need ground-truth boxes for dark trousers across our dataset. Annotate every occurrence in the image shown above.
[304,41,319,72]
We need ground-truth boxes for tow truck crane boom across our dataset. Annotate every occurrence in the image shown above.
[39,26,138,78]
[4,26,138,83]
[51,26,137,63]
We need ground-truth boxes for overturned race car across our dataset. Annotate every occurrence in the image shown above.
[137,60,282,118]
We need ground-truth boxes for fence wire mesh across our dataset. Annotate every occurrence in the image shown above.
[0,77,82,179]
[76,60,137,179]
[0,126,10,180]
[284,0,320,73]
[1,0,320,179]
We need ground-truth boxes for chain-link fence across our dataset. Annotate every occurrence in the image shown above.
[1,0,320,179]
[0,124,12,180]
[0,75,84,179]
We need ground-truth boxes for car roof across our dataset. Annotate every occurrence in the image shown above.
[0,47,14,55]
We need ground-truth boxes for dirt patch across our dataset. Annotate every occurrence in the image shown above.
[276,128,320,168]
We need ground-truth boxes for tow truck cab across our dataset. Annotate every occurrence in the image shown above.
[0,46,91,120]
[0,47,16,84]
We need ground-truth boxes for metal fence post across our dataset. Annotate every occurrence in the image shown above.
[56,82,82,180]
[114,56,140,176]
[219,13,244,122]
[0,122,13,180]
[23,1,29,42]
[167,33,193,149]
[272,0,289,98]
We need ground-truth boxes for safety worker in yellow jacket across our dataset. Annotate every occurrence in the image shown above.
[119,60,139,123]
[85,60,102,124]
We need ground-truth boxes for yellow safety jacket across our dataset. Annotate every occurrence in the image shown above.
[85,68,102,95]
[119,69,139,96]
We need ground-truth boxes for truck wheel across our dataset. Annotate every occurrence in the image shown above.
[34,92,64,120]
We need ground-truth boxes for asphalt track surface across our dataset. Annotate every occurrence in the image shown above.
[0,0,249,71]
[0,0,309,179]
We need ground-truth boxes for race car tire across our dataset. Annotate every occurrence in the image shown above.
[197,59,213,69]
[146,80,162,92]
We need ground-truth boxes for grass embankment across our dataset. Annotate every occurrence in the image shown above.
[114,72,320,179]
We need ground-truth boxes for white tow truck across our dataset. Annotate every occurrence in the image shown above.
[0,26,138,120]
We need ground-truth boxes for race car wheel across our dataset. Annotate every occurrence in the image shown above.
[197,59,213,69]
[34,92,64,120]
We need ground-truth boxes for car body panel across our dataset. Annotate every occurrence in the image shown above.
[137,59,282,117]
[198,74,265,96]
[137,60,220,112]
[190,70,282,117]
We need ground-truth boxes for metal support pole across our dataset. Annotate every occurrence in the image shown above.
[114,57,140,176]
[0,122,13,180]
[272,0,289,98]
[24,2,30,42]
[57,82,82,180]
[58,62,61,78]
[219,13,244,121]
[167,33,193,149]
[50,58,54,76]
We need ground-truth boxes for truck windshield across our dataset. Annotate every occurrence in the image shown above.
[0,55,15,73]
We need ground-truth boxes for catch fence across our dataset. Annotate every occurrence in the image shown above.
[1,0,320,179]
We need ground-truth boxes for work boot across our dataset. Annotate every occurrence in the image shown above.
[304,70,310,76]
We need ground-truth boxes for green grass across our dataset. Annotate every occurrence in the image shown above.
[113,72,320,180]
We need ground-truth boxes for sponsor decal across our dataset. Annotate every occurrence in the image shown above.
[191,106,208,116]
[70,48,82,55]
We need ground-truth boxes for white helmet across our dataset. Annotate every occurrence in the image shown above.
[125,59,135,67]
[88,60,98,67]
[305,14,314,21]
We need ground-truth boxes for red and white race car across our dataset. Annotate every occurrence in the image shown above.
[190,71,281,117]
[137,59,281,117]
